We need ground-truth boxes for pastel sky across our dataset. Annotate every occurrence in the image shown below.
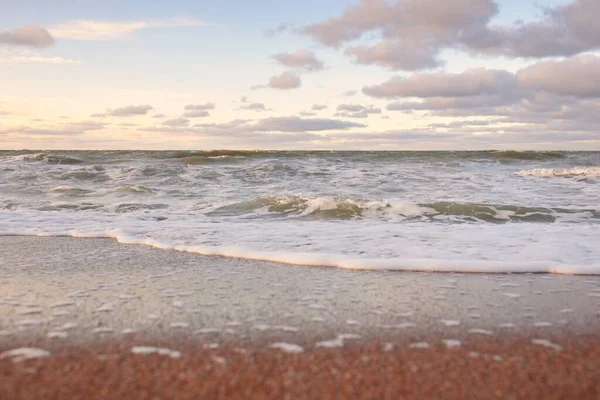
[1,0,599,150]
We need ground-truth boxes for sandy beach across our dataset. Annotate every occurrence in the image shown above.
[1,236,600,399]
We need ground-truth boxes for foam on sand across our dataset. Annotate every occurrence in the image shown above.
[1,348,51,363]
[269,343,305,353]
[131,346,181,358]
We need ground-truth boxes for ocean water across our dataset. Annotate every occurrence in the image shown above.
[1,150,599,274]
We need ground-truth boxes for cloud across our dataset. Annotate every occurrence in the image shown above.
[273,50,325,71]
[363,68,517,98]
[194,119,249,130]
[183,110,210,118]
[268,71,302,90]
[516,54,600,97]
[265,24,290,37]
[300,0,497,70]
[49,18,206,41]
[0,55,81,64]
[253,117,365,132]
[299,0,600,70]
[182,103,214,118]
[163,117,190,127]
[154,116,364,134]
[346,41,443,71]
[0,26,55,48]
[335,104,382,118]
[311,104,328,111]
[106,105,154,117]
[240,103,268,111]
[341,90,357,97]
[184,103,215,111]
[1,120,106,137]
[474,0,600,58]
[254,71,302,90]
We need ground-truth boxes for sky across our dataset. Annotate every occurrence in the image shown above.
[1,0,599,150]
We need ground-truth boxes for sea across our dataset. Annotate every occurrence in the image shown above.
[1,150,599,274]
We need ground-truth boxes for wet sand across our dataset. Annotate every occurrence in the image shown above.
[1,236,600,398]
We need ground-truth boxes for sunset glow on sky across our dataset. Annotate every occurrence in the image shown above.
[1,0,599,150]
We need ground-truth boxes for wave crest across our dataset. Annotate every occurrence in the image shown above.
[516,167,600,178]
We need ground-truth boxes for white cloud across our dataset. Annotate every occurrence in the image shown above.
[49,18,207,41]
[0,55,81,64]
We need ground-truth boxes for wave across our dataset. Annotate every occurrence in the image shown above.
[488,150,565,160]
[516,167,600,178]
[180,155,247,165]
[15,152,85,165]
[4,230,599,275]
[208,196,599,222]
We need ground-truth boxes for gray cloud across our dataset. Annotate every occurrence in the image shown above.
[516,54,600,97]
[252,72,302,90]
[299,0,600,70]
[268,71,302,90]
[0,25,55,48]
[183,110,211,118]
[299,111,317,117]
[253,117,365,132]
[163,117,190,127]
[184,103,215,111]
[311,104,328,111]
[265,24,290,37]
[240,103,268,111]
[364,68,517,99]
[473,0,600,58]
[335,103,382,118]
[300,0,497,70]
[0,120,106,137]
[273,50,325,71]
[346,41,443,71]
[106,105,154,117]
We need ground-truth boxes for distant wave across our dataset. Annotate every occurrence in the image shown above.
[8,152,85,165]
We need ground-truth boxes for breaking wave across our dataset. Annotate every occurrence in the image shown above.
[516,167,600,178]
[208,195,599,223]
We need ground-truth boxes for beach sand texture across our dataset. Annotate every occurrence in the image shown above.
[1,236,599,398]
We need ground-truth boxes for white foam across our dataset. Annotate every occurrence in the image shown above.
[443,339,462,348]
[441,320,461,327]
[169,322,190,329]
[96,303,116,312]
[409,342,430,349]
[1,348,51,363]
[131,346,181,358]
[468,329,493,335]
[532,339,562,351]
[269,343,304,353]
[516,167,600,178]
[316,334,360,348]
[47,331,69,339]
